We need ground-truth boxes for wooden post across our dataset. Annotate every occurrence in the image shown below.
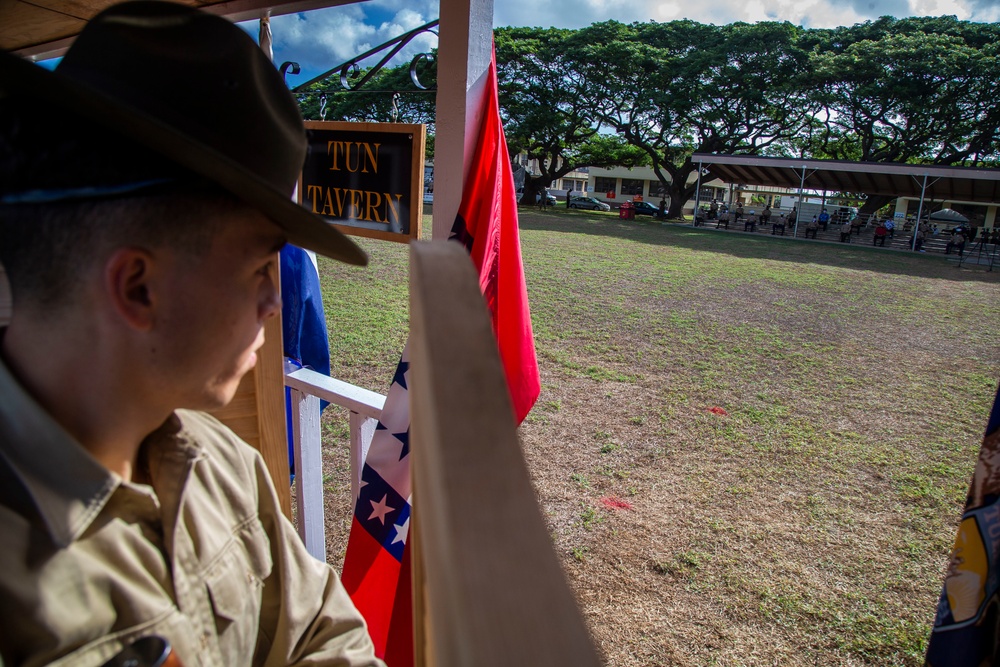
[408,241,601,667]
[431,0,495,240]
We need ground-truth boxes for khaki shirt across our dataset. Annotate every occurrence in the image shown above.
[0,357,384,667]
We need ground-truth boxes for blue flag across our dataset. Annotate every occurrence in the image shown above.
[280,245,331,475]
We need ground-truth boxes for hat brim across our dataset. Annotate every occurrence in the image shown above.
[0,51,367,266]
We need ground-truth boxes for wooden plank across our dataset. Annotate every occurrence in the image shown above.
[408,241,601,667]
[0,264,11,328]
[0,4,85,51]
[253,276,291,517]
[4,0,364,56]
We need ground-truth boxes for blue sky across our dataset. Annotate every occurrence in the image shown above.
[246,0,1000,86]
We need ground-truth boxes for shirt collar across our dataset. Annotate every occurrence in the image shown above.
[0,352,198,547]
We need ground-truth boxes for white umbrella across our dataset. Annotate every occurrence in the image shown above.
[928,208,969,223]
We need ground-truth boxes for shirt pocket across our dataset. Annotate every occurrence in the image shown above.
[204,518,273,660]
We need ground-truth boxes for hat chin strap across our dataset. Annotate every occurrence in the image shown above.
[0,178,176,205]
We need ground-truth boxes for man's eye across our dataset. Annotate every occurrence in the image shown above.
[258,262,274,277]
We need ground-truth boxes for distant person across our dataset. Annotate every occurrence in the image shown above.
[873,222,888,246]
[744,210,757,232]
[658,198,666,219]
[772,212,786,236]
[818,208,830,231]
[840,220,852,243]
[566,187,573,208]
[946,230,967,256]
[710,199,719,219]
[885,218,895,238]
[788,207,798,229]
[735,203,744,224]
[761,204,772,226]
[805,217,819,239]
[914,227,926,252]
[538,186,548,210]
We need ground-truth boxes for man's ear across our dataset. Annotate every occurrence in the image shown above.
[104,248,156,331]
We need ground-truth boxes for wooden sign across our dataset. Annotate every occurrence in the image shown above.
[300,121,426,243]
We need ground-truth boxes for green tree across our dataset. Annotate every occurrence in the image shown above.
[570,20,814,219]
[802,17,1000,212]
[495,26,647,206]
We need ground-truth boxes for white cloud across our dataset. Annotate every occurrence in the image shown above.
[264,0,438,83]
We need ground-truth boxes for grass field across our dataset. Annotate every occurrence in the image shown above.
[314,208,1000,666]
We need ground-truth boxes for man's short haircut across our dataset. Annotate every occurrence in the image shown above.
[0,100,245,309]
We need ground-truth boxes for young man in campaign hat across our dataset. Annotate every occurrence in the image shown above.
[0,2,383,665]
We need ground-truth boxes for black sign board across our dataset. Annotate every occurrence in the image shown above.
[300,121,426,243]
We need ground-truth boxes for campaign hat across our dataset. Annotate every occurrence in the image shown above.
[0,0,366,265]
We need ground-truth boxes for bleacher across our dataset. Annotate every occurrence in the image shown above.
[694,213,999,264]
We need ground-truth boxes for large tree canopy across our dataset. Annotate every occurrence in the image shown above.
[805,17,1000,167]
[494,26,647,206]
[564,20,814,217]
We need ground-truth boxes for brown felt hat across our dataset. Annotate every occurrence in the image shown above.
[0,0,367,265]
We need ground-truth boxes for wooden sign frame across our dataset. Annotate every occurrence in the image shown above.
[300,121,426,244]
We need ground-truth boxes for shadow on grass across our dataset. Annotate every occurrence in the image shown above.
[517,208,1000,283]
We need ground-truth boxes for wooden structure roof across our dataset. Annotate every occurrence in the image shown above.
[1,0,356,59]
[691,153,1000,204]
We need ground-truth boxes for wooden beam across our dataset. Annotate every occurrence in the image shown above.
[431,0,494,240]
[4,0,367,58]
[408,241,602,667]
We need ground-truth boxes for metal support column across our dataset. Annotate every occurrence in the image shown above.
[913,174,928,251]
[693,160,703,225]
[793,165,806,237]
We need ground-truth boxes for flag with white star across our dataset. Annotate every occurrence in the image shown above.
[341,346,413,664]
[340,42,539,667]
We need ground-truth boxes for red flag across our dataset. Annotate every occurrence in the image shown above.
[449,44,540,424]
[342,42,539,666]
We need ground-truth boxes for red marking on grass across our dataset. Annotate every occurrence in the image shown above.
[708,406,729,416]
[601,496,633,510]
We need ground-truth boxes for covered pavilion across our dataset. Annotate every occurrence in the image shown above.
[690,153,1000,235]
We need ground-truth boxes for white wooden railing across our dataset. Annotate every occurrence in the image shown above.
[284,367,386,561]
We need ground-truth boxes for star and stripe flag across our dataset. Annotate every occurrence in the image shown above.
[339,43,540,665]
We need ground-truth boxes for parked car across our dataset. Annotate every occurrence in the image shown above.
[517,191,558,206]
[630,201,661,216]
[569,196,611,212]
